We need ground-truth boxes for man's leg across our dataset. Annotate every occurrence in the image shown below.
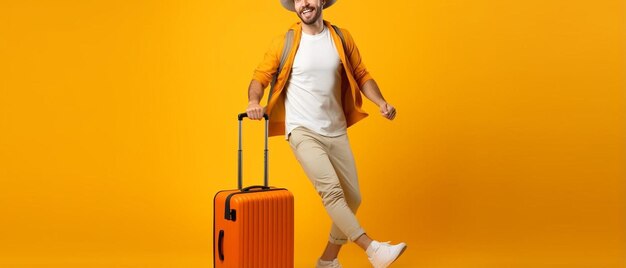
[288,127,366,244]
[328,132,408,266]
[327,132,363,245]
[290,127,407,267]
[316,132,365,261]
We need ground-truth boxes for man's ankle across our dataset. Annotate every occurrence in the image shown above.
[320,257,337,262]
[355,233,373,250]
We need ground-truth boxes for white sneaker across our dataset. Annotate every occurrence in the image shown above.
[316,258,342,268]
[366,240,407,268]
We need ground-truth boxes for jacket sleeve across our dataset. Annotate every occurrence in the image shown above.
[251,35,283,89]
[341,28,374,88]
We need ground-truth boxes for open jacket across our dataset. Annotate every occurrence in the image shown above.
[252,20,373,137]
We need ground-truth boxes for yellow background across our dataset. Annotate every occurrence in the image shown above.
[1,0,624,267]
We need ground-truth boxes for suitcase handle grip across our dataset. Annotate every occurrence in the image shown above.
[218,230,225,261]
[241,185,271,192]
[237,113,269,190]
[238,113,269,121]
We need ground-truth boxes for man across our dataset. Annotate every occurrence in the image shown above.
[245,0,407,267]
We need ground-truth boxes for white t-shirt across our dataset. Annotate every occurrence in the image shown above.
[285,26,346,138]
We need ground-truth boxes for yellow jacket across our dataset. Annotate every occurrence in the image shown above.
[252,20,373,137]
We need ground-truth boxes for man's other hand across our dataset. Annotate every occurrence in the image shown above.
[380,102,397,120]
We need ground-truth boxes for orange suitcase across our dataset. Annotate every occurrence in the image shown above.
[213,113,294,268]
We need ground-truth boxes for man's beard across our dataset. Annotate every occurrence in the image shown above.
[296,6,322,25]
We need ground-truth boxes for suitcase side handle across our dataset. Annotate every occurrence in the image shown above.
[237,113,269,190]
[218,230,225,261]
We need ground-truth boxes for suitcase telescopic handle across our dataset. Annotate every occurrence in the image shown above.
[237,112,269,190]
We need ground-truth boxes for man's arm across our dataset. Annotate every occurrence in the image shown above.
[246,79,266,120]
[245,34,285,120]
[361,79,397,120]
[340,29,396,120]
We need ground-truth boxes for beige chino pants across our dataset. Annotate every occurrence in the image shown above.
[288,126,365,245]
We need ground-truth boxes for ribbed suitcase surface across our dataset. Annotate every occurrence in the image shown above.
[214,188,294,268]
